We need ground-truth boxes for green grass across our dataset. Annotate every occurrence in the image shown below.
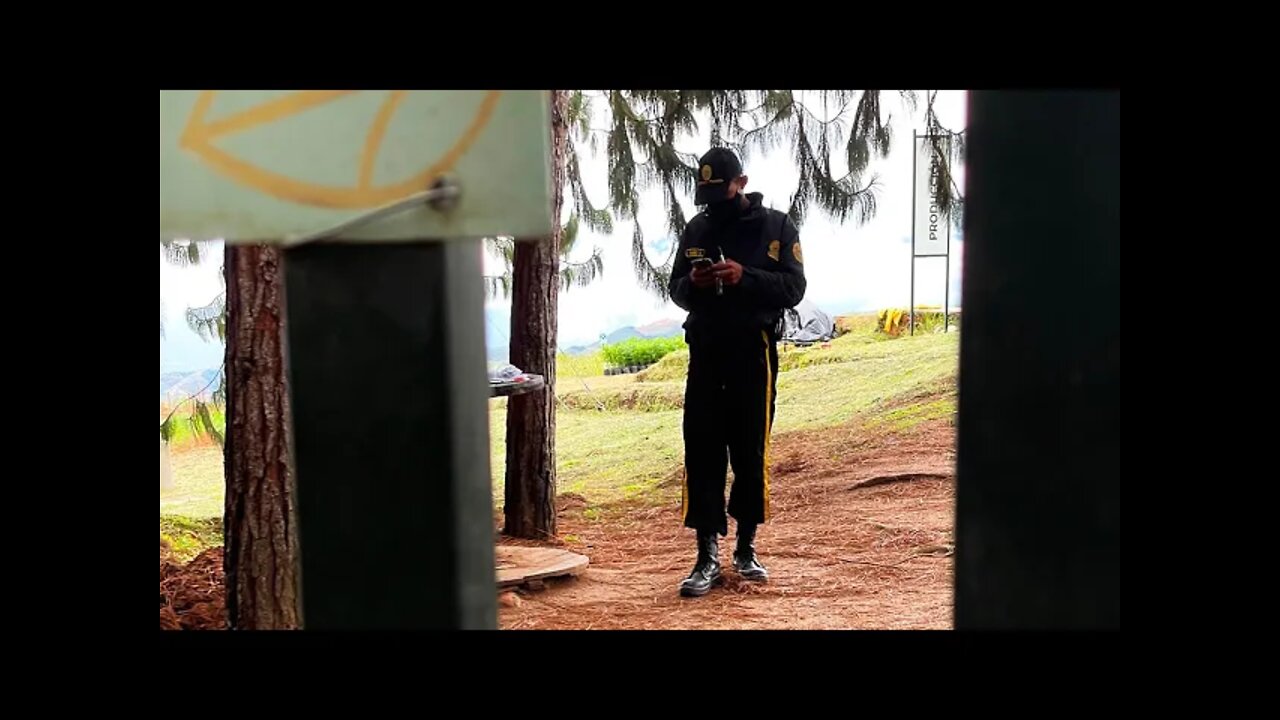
[636,349,690,382]
[635,328,890,381]
[165,326,961,529]
[776,333,888,373]
[557,351,604,379]
[863,390,958,434]
[601,336,686,368]
[160,515,222,563]
[773,333,960,433]
[490,403,684,505]
[490,331,960,509]
[558,378,684,412]
[833,312,880,336]
[160,405,226,449]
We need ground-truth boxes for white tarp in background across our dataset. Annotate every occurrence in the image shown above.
[781,299,836,344]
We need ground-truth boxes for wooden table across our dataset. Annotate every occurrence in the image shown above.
[488,373,546,398]
[495,545,589,589]
[488,374,580,589]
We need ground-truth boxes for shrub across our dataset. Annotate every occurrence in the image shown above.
[602,336,686,368]
[876,307,960,337]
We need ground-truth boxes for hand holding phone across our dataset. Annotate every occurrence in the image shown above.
[690,257,716,288]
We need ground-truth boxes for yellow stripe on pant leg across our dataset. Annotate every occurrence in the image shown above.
[762,330,773,522]
[681,466,689,524]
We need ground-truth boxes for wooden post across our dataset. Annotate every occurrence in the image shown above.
[282,240,497,629]
[955,91,1121,629]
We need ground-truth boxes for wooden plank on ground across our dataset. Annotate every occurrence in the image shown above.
[496,546,589,588]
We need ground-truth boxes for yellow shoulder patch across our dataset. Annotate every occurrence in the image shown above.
[792,241,804,264]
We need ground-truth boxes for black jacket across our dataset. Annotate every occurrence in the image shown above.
[669,192,807,342]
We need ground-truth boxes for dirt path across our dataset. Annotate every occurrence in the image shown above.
[498,418,956,630]
[160,416,955,630]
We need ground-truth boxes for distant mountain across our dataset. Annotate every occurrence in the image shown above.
[635,318,683,338]
[160,368,220,402]
[563,318,684,356]
[564,341,601,356]
[605,326,643,344]
[161,312,685,385]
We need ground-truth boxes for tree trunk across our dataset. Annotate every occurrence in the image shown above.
[223,244,300,629]
[503,90,568,539]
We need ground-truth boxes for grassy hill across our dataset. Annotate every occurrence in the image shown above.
[161,317,960,554]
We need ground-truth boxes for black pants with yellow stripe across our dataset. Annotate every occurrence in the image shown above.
[682,329,779,536]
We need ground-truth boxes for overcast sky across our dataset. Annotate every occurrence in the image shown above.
[160,90,967,371]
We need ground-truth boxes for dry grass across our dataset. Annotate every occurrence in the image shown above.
[498,416,956,630]
[159,319,962,631]
[163,329,960,565]
[160,445,224,518]
[636,350,690,382]
[558,381,684,412]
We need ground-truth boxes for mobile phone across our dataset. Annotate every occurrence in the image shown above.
[691,257,713,271]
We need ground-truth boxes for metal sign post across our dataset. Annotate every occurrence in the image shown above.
[161,90,553,629]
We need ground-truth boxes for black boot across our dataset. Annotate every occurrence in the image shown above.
[679,531,722,597]
[733,523,768,582]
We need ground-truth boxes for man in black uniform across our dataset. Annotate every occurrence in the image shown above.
[669,147,806,597]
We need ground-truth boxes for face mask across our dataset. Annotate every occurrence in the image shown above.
[706,194,743,223]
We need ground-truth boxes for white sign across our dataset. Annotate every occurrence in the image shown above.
[913,135,951,257]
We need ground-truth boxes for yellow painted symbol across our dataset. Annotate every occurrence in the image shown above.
[768,240,781,261]
[178,90,502,209]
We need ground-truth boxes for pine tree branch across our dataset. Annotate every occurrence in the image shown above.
[920,90,966,219]
[185,293,227,343]
[160,239,218,268]
[560,247,604,292]
[561,253,601,272]
[566,144,613,233]
[160,362,226,431]
[483,273,512,300]
[574,89,963,298]
[792,92,856,129]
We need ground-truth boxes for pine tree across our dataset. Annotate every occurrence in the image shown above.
[483,91,608,300]
[499,90,964,539]
[158,240,225,445]
[567,90,963,299]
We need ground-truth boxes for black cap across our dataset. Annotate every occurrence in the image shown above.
[694,147,743,205]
